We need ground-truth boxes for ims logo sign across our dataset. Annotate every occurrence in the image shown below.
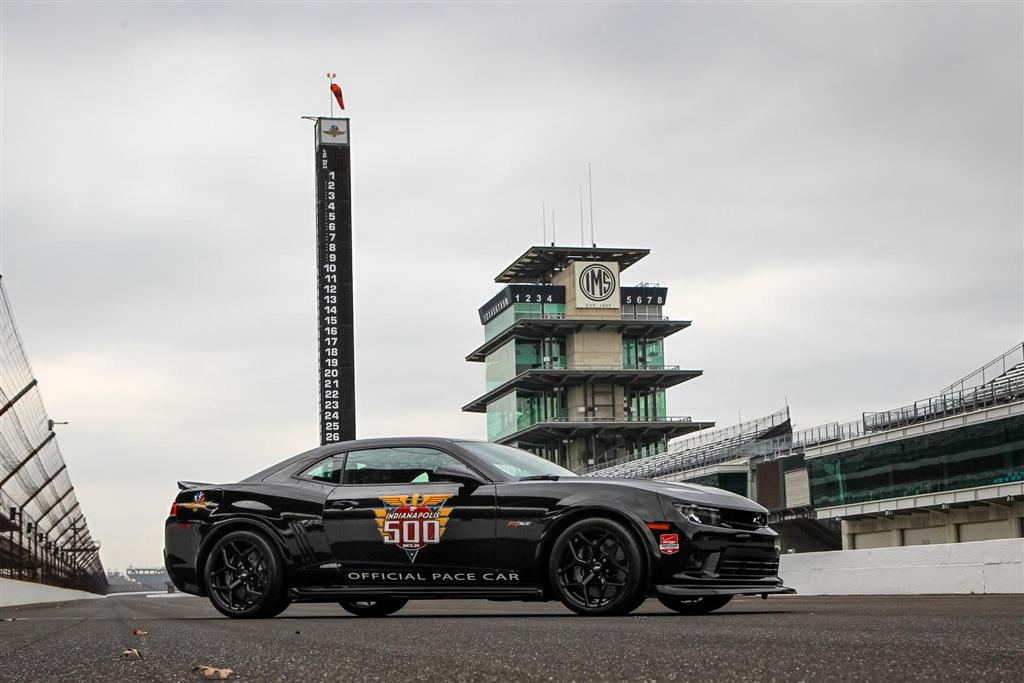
[577,262,619,307]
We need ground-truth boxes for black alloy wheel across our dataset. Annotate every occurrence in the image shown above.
[549,517,647,616]
[339,597,409,617]
[204,530,289,618]
[657,594,733,615]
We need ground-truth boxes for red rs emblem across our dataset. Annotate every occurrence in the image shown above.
[374,494,454,562]
[659,533,679,555]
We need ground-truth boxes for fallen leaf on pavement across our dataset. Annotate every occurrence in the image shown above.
[121,648,143,660]
[132,628,148,636]
[193,665,234,679]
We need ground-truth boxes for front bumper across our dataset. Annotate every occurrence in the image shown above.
[657,583,796,597]
[650,505,794,596]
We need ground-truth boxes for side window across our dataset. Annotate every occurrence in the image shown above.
[301,456,345,484]
[342,447,471,485]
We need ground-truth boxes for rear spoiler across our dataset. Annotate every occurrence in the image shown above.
[177,480,214,491]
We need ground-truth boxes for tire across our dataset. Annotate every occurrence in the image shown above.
[657,594,733,615]
[339,598,408,617]
[203,529,288,619]
[548,517,647,616]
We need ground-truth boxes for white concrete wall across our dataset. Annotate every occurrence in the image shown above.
[779,538,1024,595]
[0,578,104,608]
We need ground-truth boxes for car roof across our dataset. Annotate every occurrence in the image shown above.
[242,436,490,483]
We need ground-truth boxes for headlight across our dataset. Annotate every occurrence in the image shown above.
[674,503,721,526]
[753,512,769,528]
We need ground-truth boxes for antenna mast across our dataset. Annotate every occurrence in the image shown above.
[579,186,585,246]
[588,162,595,247]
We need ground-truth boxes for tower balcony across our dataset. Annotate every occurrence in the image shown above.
[462,365,703,413]
[497,415,715,447]
[467,313,692,363]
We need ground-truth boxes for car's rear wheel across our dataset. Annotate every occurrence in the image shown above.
[338,598,408,617]
[204,530,288,619]
[548,517,647,616]
[658,594,733,614]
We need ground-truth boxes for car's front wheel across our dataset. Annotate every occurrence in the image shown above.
[548,517,647,616]
[204,530,289,618]
[658,594,733,614]
[339,598,408,617]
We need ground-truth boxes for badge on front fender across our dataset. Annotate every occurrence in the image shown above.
[659,533,680,555]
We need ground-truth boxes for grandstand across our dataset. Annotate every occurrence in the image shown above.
[588,343,1024,552]
[0,277,106,594]
[586,407,792,481]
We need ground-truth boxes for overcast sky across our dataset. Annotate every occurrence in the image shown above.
[1,2,1021,571]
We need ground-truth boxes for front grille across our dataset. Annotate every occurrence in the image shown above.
[717,550,779,580]
[720,508,767,530]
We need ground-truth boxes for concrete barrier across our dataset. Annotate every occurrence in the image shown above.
[0,577,104,608]
[779,538,1024,595]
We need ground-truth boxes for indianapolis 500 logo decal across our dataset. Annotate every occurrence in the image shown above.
[373,494,454,562]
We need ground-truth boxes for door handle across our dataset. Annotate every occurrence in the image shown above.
[328,500,358,510]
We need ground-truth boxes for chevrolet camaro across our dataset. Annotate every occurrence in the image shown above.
[164,437,793,618]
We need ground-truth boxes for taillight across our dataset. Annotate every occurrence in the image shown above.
[170,502,178,517]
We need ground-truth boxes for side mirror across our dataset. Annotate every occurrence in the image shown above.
[432,466,486,488]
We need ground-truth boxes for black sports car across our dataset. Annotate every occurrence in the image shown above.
[164,437,793,618]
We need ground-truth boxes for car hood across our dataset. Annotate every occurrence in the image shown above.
[580,477,766,513]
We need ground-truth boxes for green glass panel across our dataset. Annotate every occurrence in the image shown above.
[645,340,665,368]
[807,415,1024,507]
[687,473,748,496]
[627,389,667,420]
[543,303,565,318]
[655,390,667,417]
[484,340,516,391]
[486,391,518,441]
[622,338,665,368]
[484,303,556,341]
[623,339,638,369]
[484,307,516,341]
[487,389,567,441]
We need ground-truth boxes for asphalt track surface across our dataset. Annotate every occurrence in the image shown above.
[0,594,1021,682]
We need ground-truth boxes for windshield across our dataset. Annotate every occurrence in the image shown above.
[456,441,578,479]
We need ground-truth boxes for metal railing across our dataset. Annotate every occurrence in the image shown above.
[747,362,1024,462]
[585,408,791,478]
[548,415,694,424]
[530,312,671,322]
[588,407,790,474]
[525,363,682,372]
[938,341,1024,396]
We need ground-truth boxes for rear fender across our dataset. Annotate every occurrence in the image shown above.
[195,515,293,593]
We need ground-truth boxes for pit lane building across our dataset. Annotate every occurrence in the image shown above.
[462,246,713,472]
